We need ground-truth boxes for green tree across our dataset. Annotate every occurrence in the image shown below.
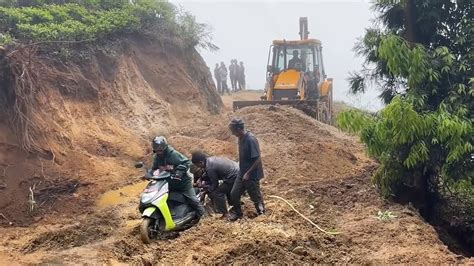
[339,0,473,225]
[349,0,473,106]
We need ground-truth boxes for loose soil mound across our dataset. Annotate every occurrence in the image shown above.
[179,105,370,183]
[22,210,121,253]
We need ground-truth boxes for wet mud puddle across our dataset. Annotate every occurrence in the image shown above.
[96,181,147,209]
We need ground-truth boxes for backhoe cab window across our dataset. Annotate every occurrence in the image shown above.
[272,46,316,72]
[275,49,285,72]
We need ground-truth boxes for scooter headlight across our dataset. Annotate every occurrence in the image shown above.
[141,182,168,204]
[141,191,157,204]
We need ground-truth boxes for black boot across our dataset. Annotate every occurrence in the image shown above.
[255,202,265,215]
[196,205,206,218]
[227,211,242,222]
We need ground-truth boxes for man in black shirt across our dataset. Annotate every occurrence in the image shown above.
[191,151,239,218]
[288,50,304,70]
[228,118,265,221]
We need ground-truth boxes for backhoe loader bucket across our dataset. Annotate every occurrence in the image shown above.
[233,100,319,118]
[233,100,317,110]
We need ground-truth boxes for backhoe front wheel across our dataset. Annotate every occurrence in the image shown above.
[140,217,159,244]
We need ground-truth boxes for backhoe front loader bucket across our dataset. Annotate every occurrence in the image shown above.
[233,100,319,118]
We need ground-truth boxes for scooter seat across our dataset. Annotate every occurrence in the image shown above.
[168,191,187,203]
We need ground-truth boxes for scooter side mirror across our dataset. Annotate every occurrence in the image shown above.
[134,162,144,169]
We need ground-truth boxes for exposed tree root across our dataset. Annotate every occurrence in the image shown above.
[1,45,45,152]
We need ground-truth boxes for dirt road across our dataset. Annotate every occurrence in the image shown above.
[0,91,470,264]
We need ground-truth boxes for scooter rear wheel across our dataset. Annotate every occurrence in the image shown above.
[140,217,159,244]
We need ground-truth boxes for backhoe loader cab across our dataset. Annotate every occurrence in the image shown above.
[263,39,325,101]
[268,41,324,75]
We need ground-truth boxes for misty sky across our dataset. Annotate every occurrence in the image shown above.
[174,0,384,110]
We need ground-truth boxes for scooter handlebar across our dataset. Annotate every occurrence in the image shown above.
[144,169,173,181]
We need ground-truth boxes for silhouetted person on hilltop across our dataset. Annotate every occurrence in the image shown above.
[214,63,222,94]
[219,62,230,95]
[229,59,238,91]
[237,61,246,90]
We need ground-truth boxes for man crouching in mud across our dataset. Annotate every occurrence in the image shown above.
[191,151,239,219]
[151,136,205,218]
[227,118,266,221]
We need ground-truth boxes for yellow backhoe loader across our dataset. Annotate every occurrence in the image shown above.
[233,17,334,123]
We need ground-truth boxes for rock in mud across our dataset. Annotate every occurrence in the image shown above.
[292,246,308,256]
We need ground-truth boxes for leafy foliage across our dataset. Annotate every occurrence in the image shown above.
[0,0,217,50]
[340,0,473,214]
[349,0,473,105]
[0,32,13,45]
[338,98,473,198]
[375,210,397,222]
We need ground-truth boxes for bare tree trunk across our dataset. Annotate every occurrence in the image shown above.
[404,0,417,45]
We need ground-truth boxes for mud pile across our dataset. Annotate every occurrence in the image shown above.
[22,210,120,253]
[0,37,222,225]
[0,76,471,263]
[179,105,369,181]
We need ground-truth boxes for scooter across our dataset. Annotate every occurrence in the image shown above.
[135,162,201,244]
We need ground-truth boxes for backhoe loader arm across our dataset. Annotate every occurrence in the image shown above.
[299,17,309,40]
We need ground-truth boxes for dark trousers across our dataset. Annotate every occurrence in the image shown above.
[178,182,205,217]
[230,76,237,91]
[230,176,263,216]
[216,79,222,93]
[209,181,234,214]
[237,77,246,90]
[221,81,229,94]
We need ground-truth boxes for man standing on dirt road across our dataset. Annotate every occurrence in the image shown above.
[237,61,246,90]
[228,118,265,221]
[191,151,239,218]
[151,136,205,218]
[214,63,222,94]
[219,62,230,95]
[229,59,238,91]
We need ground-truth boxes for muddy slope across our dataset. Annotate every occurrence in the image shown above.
[1,105,471,264]
[0,37,222,226]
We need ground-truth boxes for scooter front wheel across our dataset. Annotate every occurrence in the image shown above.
[140,217,159,244]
